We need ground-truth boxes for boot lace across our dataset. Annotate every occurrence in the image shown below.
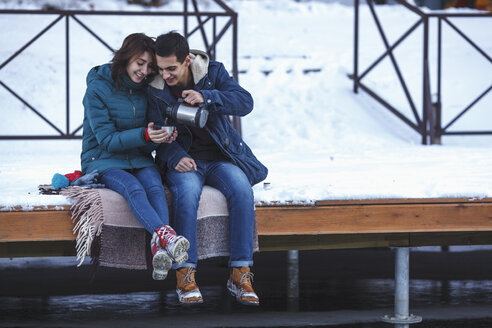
[240,271,254,287]
[163,229,177,243]
[157,226,177,243]
[180,268,197,287]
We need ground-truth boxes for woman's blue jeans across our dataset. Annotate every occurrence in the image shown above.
[165,160,255,269]
[101,167,169,234]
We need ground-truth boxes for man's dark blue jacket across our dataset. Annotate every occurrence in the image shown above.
[147,50,268,186]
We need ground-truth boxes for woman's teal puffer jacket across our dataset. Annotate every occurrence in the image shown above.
[81,63,157,175]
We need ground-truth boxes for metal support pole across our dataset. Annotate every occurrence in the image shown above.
[382,248,422,327]
[287,250,299,298]
[287,250,299,311]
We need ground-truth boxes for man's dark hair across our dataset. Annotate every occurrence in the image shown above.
[154,31,190,63]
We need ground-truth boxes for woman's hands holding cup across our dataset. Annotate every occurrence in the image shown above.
[147,122,177,143]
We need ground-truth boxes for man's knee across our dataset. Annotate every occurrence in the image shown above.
[167,172,202,200]
[230,184,254,203]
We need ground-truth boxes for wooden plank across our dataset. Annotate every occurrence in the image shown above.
[314,197,492,206]
[259,233,410,251]
[2,199,492,253]
[0,211,75,242]
[409,231,492,247]
[256,202,492,235]
[0,241,76,258]
[0,205,72,212]
[3,231,492,257]
[259,231,492,251]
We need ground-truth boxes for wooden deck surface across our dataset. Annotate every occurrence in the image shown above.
[1,197,492,257]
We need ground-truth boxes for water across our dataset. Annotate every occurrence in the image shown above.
[1,249,492,327]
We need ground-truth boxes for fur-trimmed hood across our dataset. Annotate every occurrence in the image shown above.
[149,50,209,90]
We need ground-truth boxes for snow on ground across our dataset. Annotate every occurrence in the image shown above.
[0,0,491,209]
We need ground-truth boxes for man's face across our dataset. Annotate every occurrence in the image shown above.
[156,54,191,87]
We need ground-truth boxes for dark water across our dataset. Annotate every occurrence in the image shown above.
[1,249,492,327]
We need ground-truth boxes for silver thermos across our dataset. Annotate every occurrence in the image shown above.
[166,98,209,128]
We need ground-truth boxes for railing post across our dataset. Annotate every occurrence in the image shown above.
[183,0,188,38]
[422,15,430,145]
[231,11,242,135]
[65,14,70,135]
[434,16,443,145]
[353,0,359,93]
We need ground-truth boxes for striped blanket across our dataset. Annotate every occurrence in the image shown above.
[61,185,258,270]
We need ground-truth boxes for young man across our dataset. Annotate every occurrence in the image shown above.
[147,31,268,306]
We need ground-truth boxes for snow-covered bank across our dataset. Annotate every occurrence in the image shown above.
[0,0,491,208]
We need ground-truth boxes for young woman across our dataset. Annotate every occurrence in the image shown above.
[80,33,188,280]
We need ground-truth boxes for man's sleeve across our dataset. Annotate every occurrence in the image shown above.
[199,63,254,117]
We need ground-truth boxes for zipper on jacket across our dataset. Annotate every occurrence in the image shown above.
[126,153,134,169]
[127,89,136,169]
[128,89,136,127]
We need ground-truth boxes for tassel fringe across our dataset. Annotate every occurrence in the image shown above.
[61,186,104,266]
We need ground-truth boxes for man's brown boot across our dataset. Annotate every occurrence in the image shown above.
[176,267,203,304]
[226,267,259,306]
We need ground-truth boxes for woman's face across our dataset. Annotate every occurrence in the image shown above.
[126,51,153,83]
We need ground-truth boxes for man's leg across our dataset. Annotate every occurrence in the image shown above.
[205,161,255,267]
[204,161,258,306]
[166,168,205,304]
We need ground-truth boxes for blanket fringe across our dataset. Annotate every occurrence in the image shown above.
[61,186,104,266]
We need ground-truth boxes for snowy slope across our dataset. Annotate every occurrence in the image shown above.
[0,0,491,208]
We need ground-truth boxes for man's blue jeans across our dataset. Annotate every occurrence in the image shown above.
[165,160,255,269]
[101,167,169,234]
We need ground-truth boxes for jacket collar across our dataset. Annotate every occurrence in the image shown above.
[149,50,209,90]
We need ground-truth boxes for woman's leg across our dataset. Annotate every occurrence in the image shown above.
[134,166,169,225]
[134,166,189,264]
[165,168,205,268]
[101,169,165,234]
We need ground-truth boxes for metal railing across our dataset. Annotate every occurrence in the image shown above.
[0,0,239,139]
[352,0,492,144]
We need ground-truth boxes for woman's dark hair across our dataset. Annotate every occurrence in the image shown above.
[111,33,156,90]
[154,31,189,63]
